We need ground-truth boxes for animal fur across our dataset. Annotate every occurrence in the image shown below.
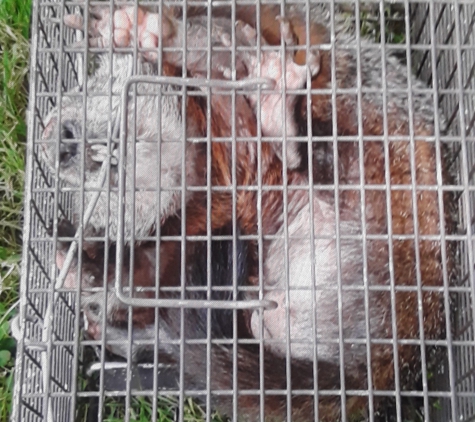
[41,5,317,242]
[51,2,457,421]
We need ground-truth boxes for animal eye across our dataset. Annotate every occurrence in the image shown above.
[62,120,79,139]
[60,151,71,162]
[86,302,101,316]
[63,128,74,139]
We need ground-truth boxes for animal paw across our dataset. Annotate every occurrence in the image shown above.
[245,16,320,169]
[90,144,119,166]
[235,20,258,47]
[63,6,175,61]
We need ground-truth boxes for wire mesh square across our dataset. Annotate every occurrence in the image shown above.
[12,0,475,421]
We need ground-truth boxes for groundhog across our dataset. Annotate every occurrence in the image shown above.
[51,2,456,420]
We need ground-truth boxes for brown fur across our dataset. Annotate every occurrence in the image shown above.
[185,5,455,419]
[57,3,456,421]
[229,0,454,382]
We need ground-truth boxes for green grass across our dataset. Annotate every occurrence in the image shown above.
[76,396,226,422]
[341,2,406,44]
[359,3,406,44]
[0,0,32,419]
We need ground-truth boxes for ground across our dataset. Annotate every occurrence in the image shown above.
[0,0,31,419]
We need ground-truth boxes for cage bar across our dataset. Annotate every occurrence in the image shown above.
[12,1,475,421]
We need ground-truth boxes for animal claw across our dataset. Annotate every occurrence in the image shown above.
[276,15,296,46]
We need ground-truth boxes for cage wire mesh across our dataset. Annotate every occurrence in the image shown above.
[11,0,475,421]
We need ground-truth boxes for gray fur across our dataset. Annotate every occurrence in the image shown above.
[41,54,200,240]
[246,3,442,366]
[295,3,442,128]
[42,8,317,240]
[51,1,444,384]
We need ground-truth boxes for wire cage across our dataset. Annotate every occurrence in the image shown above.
[11,0,475,421]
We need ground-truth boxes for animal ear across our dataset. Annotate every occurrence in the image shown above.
[48,218,77,251]
[54,217,104,265]
[83,241,104,262]
[57,218,76,236]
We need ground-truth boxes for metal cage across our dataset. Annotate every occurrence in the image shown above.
[11,0,475,421]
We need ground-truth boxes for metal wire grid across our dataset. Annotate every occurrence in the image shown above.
[11,0,475,421]
[410,2,475,419]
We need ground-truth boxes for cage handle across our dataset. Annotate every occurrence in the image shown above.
[115,76,276,310]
